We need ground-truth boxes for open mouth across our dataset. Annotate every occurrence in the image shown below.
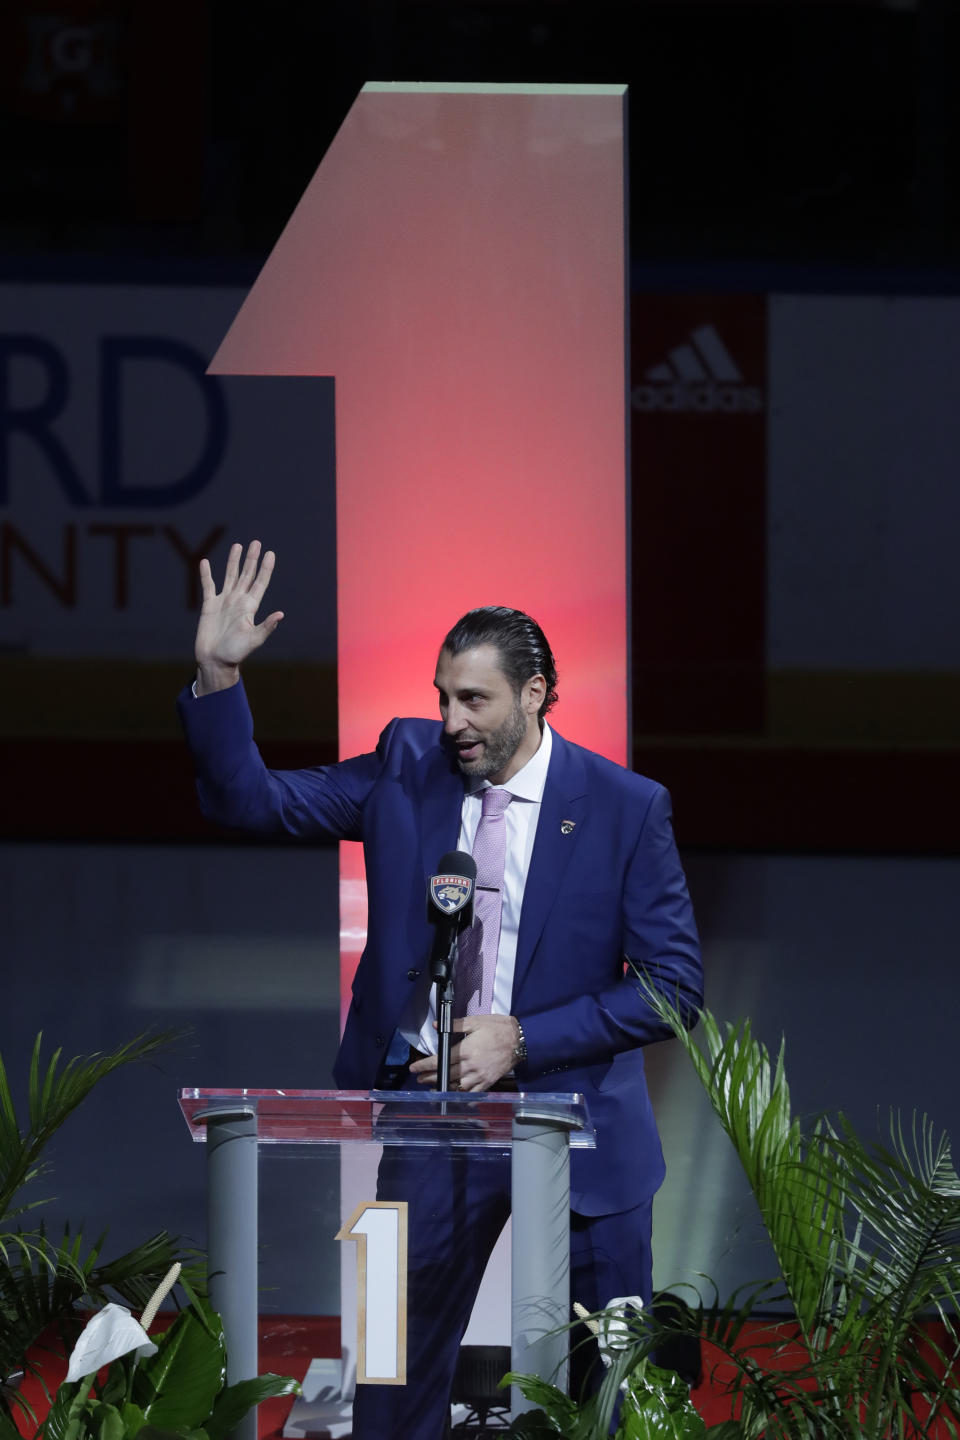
[456,739,483,763]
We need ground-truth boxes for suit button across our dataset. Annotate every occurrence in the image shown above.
[407,969,420,981]
[375,1034,384,1047]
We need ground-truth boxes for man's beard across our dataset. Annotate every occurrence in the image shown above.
[453,699,528,780]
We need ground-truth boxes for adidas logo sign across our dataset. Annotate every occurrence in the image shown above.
[633,323,763,415]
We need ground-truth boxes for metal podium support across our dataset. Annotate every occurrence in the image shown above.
[510,1108,577,1417]
[193,1104,259,1440]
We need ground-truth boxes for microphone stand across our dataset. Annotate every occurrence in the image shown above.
[431,924,460,1095]
[425,850,475,1103]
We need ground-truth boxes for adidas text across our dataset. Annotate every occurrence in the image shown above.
[632,381,764,414]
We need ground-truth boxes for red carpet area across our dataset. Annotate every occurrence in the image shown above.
[15,1315,955,1438]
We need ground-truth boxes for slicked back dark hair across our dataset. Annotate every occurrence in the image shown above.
[440,606,558,719]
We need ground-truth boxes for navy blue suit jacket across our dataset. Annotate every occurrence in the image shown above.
[178,681,702,1216]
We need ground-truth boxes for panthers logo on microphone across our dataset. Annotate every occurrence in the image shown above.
[429,873,473,915]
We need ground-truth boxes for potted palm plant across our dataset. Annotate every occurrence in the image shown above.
[506,991,960,1440]
[0,1032,192,1433]
[0,1031,299,1440]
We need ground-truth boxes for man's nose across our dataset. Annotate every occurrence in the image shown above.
[444,703,466,733]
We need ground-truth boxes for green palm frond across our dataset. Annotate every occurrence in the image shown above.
[511,985,960,1440]
[0,1030,188,1409]
[640,994,846,1333]
[635,982,960,1440]
[0,1225,196,1401]
[0,1228,94,1379]
[0,1031,180,1227]
[833,1116,960,1314]
[88,1234,205,1314]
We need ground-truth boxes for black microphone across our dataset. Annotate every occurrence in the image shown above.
[426,850,476,981]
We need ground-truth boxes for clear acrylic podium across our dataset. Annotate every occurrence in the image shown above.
[179,1088,594,1438]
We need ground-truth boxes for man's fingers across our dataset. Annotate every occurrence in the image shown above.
[222,541,243,589]
[198,557,215,601]
[249,548,276,604]
[456,1066,485,1093]
[238,539,262,588]
[246,612,285,650]
[201,541,276,610]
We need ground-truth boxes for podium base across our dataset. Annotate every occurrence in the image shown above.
[283,1358,352,1439]
[281,1356,513,1438]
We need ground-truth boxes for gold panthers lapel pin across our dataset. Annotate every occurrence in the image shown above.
[561,820,576,836]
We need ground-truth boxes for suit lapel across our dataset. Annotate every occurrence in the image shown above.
[513,731,588,999]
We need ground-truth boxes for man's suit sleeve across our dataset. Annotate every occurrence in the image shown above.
[177,679,383,841]
[518,784,703,1075]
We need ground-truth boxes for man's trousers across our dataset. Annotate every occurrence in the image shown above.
[350,1140,654,1440]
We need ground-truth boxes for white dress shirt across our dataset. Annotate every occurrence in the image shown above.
[401,722,553,1054]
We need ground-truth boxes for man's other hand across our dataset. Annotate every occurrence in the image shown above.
[409,1015,521,1093]
[194,540,284,695]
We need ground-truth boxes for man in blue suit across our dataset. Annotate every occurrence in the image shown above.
[178,540,702,1439]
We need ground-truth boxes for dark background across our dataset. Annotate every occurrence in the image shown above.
[3,0,957,270]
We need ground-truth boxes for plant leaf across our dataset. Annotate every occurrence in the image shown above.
[40,1380,94,1440]
[132,1301,225,1430]
[205,1374,300,1440]
[503,1372,579,1430]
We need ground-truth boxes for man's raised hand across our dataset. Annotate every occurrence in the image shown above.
[194,540,284,695]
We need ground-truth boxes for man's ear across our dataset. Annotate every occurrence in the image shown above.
[524,674,547,715]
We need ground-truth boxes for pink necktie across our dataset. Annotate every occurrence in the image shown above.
[454,787,513,1016]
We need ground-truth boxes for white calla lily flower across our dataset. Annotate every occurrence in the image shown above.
[574,1294,645,1370]
[596,1294,644,1359]
[65,1303,157,1384]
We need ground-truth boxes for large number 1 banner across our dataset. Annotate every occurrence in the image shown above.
[208,79,629,1369]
